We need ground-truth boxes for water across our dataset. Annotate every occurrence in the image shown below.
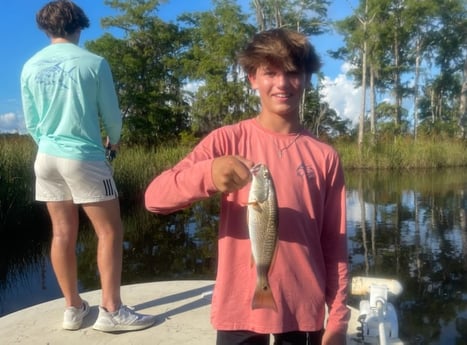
[1,168,466,344]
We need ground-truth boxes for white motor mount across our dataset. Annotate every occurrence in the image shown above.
[351,277,403,345]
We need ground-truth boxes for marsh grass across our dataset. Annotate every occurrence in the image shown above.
[1,134,466,219]
[112,144,191,204]
[0,135,47,231]
[334,136,467,170]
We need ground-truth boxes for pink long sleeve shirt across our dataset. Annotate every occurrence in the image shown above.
[145,118,350,334]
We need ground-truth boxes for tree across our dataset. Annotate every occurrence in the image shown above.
[178,0,256,135]
[403,0,439,139]
[362,0,412,135]
[303,79,351,138]
[460,61,467,139]
[251,0,329,34]
[86,0,190,146]
[420,0,466,137]
[333,0,376,147]
[334,0,466,143]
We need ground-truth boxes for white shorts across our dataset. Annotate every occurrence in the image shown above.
[34,153,118,203]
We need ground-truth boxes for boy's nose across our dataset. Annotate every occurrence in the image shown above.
[276,73,288,86]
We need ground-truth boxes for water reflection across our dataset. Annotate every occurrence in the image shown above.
[346,169,467,344]
[1,169,466,344]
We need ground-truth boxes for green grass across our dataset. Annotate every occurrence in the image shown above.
[1,133,466,221]
[112,144,191,203]
[334,136,467,170]
[0,135,38,227]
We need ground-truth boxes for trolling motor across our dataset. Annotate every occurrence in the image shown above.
[351,277,404,345]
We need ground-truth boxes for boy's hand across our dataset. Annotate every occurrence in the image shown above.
[322,329,346,345]
[212,156,254,193]
[105,143,119,162]
[105,136,119,162]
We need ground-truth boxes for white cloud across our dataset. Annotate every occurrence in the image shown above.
[0,112,26,133]
[320,63,362,126]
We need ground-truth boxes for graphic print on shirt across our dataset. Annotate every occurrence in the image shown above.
[296,163,315,179]
[34,59,78,89]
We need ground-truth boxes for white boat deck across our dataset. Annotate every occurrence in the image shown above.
[0,280,403,344]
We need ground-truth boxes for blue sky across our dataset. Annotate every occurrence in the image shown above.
[0,0,359,133]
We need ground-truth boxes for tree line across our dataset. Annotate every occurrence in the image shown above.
[86,0,466,147]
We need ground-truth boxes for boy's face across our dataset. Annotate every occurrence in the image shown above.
[248,64,307,119]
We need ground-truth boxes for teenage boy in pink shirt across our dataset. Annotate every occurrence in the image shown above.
[145,28,350,345]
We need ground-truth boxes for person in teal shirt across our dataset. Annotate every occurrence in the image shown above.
[21,0,156,332]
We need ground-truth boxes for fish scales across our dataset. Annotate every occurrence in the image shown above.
[247,163,279,311]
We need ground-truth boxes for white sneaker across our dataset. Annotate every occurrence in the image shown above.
[63,300,90,330]
[93,305,156,332]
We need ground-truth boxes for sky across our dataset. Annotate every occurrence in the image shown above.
[0,0,360,134]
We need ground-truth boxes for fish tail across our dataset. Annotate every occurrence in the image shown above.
[252,281,278,311]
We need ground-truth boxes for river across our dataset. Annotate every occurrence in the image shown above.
[1,168,466,344]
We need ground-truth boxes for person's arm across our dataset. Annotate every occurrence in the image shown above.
[21,73,41,145]
[145,151,217,214]
[144,133,253,214]
[97,59,122,146]
[321,151,350,344]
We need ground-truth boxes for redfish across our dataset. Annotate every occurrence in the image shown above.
[247,163,279,311]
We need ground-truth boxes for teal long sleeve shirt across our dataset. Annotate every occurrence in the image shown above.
[21,43,122,161]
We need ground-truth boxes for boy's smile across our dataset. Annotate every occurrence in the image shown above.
[249,64,306,120]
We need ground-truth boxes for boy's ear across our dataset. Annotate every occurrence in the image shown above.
[248,73,258,90]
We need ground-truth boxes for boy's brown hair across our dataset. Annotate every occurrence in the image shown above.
[238,28,321,78]
[36,0,90,38]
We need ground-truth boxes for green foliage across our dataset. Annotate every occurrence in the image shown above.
[178,130,201,147]
[111,143,192,206]
[335,135,467,170]
[75,0,466,147]
[303,85,351,137]
[86,0,189,146]
[178,0,256,135]
[417,73,463,125]
[1,132,465,244]
[251,0,330,34]
[417,119,461,139]
[0,135,46,230]
[333,0,466,141]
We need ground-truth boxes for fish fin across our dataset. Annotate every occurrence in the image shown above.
[252,282,278,312]
[248,201,262,212]
[241,199,256,207]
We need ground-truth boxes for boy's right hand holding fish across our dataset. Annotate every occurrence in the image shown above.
[211,156,255,193]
